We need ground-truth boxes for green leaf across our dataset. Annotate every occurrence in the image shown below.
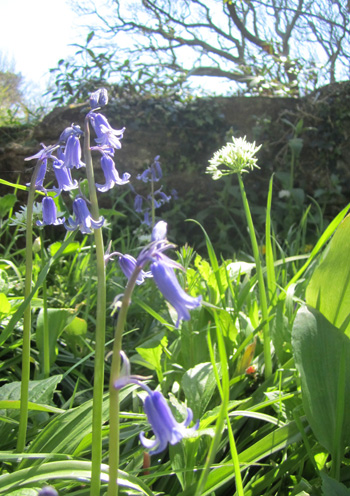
[292,306,350,456]
[36,308,75,368]
[136,332,168,376]
[181,362,218,419]
[321,473,350,496]
[0,292,11,315]
[48,241,80,257]
[0,193,17,217]
[306,214,350,336]
[0,376,62,447]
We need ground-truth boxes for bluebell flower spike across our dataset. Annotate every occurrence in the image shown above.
[36,196,65,227]
[65,197,104,234]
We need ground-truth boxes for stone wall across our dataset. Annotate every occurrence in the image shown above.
[1,81,350,248]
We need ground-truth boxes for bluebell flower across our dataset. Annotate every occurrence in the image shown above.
[30,160,47,191]
[89,112,125,151]
[90,88,108,109]
[151,220,167,242]
[114,351,199,455]
[62,135,85,169]
[140,389,198,455]
[150,261,202,327]
[137,156,162,183]
[65,197,104,234]
[51,160,78,195]
[134,194,143,213]
[142,210,151,226]
[36,196,65,226]
[25,143,58,164]
[118,221,201,326]
[118,254,152,285]
[59,124,83,143]
[155,190,171,205]
[96,154,130,192]
[38,486,59,496]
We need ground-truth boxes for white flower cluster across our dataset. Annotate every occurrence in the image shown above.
[206,136,261,180]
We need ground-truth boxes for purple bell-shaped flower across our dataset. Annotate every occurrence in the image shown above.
[65,197,104,234]
[150,261,202,328]
[96,154,130,192]
[36,196,65,226]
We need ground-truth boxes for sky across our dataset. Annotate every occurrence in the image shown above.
[0,0,86,99]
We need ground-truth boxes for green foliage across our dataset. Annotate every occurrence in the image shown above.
[2,121,350,495]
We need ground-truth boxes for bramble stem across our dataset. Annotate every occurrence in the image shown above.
[237,174,272,379]
[17,161,42,452]
[108,267,141,496]
[84,116,107,496]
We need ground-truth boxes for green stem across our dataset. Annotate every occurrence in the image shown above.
[108,267,141,496]
[84,116,107,496]
[237,174,272,379]
[40,230,50,378]
[150,177,155,229]
[16,161,42,452]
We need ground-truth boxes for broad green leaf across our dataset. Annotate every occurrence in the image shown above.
[136,331,168,375]
[0,375,62,421]
[6,489,39,496]
[292,306,350,456]
[0,460,154,495]
[0,231,76,346]
[0,376,62,448]
[63,316,87,356]
[0,292,11,315]
[0,193,17,217]
[178,419,304,496]
[48,241,80,257]
[36,308,75,368]
[181,362,218,419]
[21,386,136,467]
[0,401,64,414]
[321,473,350,496]
[306,214,350,336]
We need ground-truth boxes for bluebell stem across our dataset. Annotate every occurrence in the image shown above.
[51,160,78,195]
[65,197,104,234]
[36,196,65,226]
[114,351,199,455]
[96,154,130,192]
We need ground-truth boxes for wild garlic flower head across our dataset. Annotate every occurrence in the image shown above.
[207,136,261,180]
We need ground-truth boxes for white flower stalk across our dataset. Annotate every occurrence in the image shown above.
[207,136,261,179]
